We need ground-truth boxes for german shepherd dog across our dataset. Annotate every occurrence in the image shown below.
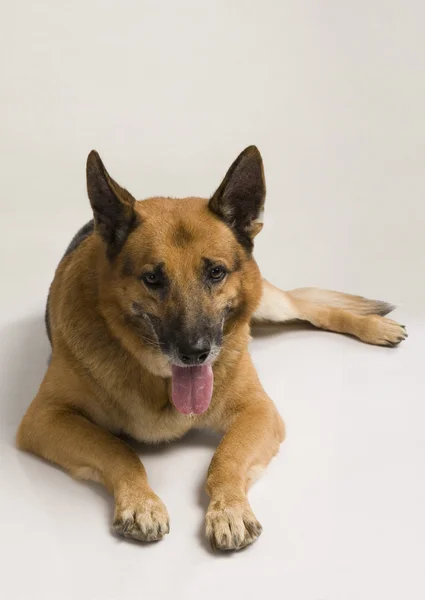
[17,147,407,551]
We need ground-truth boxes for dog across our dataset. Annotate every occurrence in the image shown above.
[16,146,407,551]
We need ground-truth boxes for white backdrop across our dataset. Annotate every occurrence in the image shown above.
[1,2,424,600]
[1,1,424,316]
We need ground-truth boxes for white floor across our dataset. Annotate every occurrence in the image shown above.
[1,1,425,598]
[1,314,424,600]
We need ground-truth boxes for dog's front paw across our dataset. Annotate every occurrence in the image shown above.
[361,315,408,347]
[205,499,262,551]
[113,492,170,542]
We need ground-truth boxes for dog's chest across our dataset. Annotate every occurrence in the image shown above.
[113,388,195,444]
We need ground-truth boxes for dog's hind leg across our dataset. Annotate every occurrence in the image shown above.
[253,280,407,347]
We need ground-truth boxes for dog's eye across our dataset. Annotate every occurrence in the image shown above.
[142,272,162,287]
[208,266,227,283]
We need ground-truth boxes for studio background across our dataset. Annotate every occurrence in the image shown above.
[1,2,424,600]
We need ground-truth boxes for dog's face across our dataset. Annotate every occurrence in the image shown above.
[86,147,265,412]
[117,197,258,367]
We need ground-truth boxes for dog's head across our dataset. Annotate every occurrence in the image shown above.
[87,147,266,414]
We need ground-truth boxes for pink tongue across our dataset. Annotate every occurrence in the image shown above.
[171,365,213,415]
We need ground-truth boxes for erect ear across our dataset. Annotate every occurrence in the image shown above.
[86,150,139,259]
[208,146,266,249]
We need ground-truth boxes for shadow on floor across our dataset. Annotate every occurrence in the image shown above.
[251,320,316,340]
[0,314,50,434]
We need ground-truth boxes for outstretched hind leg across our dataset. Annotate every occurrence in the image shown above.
[253,280,407,346]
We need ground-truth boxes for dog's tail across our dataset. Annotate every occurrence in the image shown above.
[252,280,396,324]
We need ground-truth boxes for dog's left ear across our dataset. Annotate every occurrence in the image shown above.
[209,146,265,249]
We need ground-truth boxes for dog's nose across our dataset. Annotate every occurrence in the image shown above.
[177,343,211,365]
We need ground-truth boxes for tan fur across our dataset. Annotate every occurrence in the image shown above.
[16,148,406,552]
[254,281,407,346]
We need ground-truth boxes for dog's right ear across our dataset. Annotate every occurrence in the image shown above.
[86,151,139,259]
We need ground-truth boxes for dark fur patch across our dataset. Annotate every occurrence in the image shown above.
[202,255,242,275]
[45,291,52,344]
[139,263,169,301]
[225,224,254,252]
[202,257,215,270]
[63,220,95,257]
[121,254,135,277]
[102,211,140,261]
[148,306,222,358]
[172,224,193,248]
[374,301,396,316]
[232,255,242,272]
